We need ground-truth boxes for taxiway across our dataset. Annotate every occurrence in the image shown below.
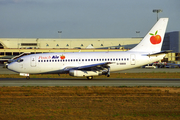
[0,78,180,87]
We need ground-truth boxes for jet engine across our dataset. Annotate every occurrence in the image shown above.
[69,70,102,77]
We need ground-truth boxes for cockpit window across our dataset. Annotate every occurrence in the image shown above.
[17,59,23,63]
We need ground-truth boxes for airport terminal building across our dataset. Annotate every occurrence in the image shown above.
[162,31,180,53]
[0,31,180,63]
[0,38,141,49]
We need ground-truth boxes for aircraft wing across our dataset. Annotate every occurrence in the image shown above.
[63,62,112,72]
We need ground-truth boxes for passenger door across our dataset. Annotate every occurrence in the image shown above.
[30,56,36,67]
[130,54,136,65]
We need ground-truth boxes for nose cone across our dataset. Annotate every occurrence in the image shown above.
[7,63,18,73]
[7,63,12,70]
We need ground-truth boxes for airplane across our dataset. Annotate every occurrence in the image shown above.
[7,18,170,80]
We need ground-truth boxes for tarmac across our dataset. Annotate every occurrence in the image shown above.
[0,64,180,87]
[0,78,180,87]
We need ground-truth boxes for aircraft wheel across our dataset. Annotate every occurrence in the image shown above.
[87,76,93,80]
[26,76,30,80]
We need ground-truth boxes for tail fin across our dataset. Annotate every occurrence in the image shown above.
[130,18,169,53]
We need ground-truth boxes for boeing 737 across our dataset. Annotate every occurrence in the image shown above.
[8,18,170,80]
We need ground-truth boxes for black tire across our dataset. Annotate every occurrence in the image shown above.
[87,76,93,80]
[26,76,30,80]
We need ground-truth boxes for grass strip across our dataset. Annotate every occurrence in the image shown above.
[0,86,180,120]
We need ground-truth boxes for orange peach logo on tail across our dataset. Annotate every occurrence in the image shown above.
[149,30,161,45]
[60,54,65,59]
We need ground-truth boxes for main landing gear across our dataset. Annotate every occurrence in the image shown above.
[86,68,110,80]
[107,67,110,77]
[26,76,30,80]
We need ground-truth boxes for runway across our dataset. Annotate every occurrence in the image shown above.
[0,78,180,87]
[1,65,180,87]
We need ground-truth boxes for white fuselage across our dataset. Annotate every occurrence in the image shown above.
[8,51,165,74]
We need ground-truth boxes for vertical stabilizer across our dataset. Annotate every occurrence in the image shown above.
[130,18,168,53]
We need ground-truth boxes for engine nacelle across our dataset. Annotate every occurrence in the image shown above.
[69,70,102,77]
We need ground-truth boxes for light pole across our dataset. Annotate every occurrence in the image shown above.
[58,31,62,38]
[136,31,140,37]
[153,9,163,21]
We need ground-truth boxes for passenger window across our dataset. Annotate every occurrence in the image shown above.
[38,60,40,62]
[49,60,51,62]
[44,60,46,62]
[41,60,43,62]
[94,59,96,61]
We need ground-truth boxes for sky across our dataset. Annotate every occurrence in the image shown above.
[0,0,179,38]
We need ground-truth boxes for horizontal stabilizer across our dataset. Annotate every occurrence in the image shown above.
[147,50,172,57]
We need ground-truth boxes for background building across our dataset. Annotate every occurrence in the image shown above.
[0,31,180,64]
[0,38,141,49]
[162,31,180,53]
[162,31,180,62]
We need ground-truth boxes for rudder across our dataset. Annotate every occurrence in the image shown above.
[130,18,169,53]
